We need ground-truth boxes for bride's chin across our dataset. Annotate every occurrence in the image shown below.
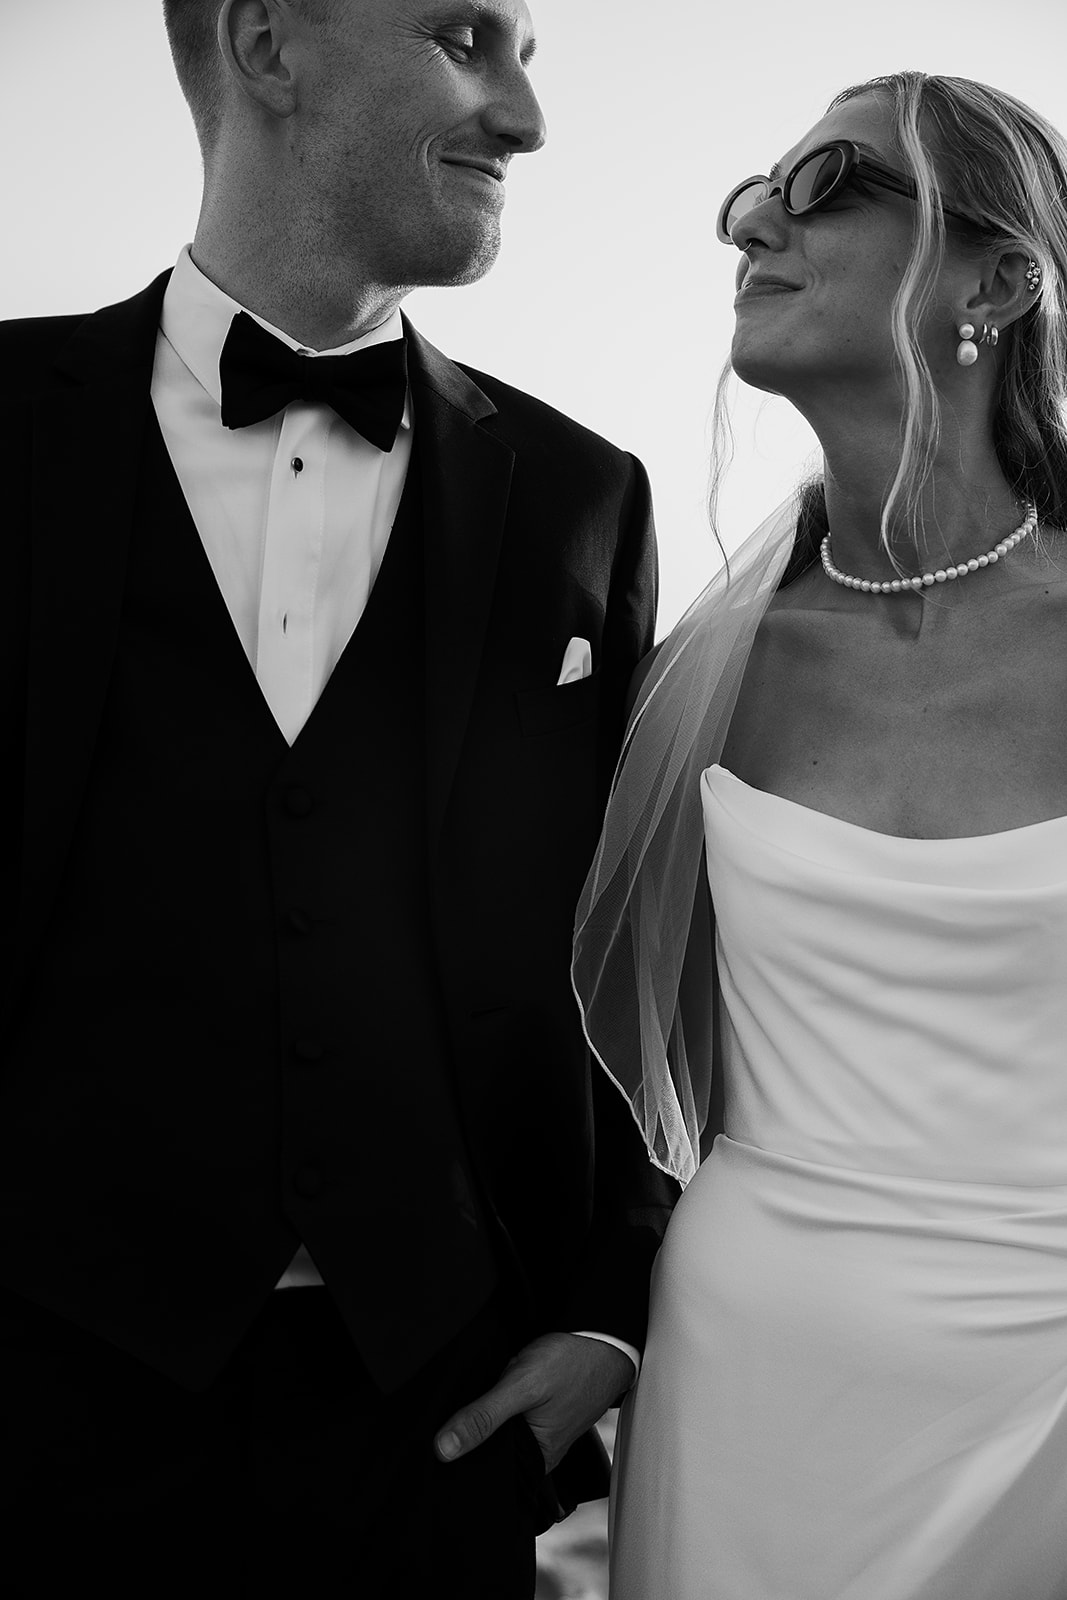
[730,353,788,396]
[730,336,785,390]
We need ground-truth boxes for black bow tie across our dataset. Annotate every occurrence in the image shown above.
[218,311,408,453]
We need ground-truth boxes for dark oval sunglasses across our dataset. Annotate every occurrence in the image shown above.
[716,139,977,244]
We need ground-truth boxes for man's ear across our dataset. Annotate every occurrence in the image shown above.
[963,247,1040,337]
[218,0,300,121]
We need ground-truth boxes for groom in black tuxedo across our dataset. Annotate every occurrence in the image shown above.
[0,0,672,1592]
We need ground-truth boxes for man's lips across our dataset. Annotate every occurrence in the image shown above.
[440,156,508,183]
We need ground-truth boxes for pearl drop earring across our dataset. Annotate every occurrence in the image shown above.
[956,322,979,366]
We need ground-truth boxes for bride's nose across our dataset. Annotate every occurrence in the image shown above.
[731,191,790,254]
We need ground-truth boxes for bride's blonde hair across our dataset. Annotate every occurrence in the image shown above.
[714,71,1067,583]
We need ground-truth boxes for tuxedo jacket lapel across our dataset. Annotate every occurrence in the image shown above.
[21,272,172,964]
[404,320,515,852]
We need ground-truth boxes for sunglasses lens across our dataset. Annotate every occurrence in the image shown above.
[719,181,769,240]
[786,147,847,212]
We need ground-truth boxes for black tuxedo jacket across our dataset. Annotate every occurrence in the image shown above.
[1,272,674,1476]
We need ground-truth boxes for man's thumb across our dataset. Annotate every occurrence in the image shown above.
[434,1382,521,1463]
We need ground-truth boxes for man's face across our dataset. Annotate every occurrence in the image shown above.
[291,0,546,290]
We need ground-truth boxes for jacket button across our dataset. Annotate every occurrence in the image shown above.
[293,1038,324,1063]
[286,909,313,936]
[294,1168,321,1199]
[283,785,313,817]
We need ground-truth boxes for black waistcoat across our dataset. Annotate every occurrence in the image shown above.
[1,414,497,1392]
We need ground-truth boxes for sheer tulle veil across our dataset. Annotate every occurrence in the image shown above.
[571,494,800,1187]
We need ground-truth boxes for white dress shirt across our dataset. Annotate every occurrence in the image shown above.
[153,245,412,749]
[149,247,637,1378]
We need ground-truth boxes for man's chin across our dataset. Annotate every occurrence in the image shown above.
[439,229,502,288]
[395,223,503,292]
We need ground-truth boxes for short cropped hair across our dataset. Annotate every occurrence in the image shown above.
[161,0,346,157]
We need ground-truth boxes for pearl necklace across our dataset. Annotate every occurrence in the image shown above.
[820,504,1039,594]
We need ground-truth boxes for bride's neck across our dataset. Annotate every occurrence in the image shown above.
[819,435,1025,587]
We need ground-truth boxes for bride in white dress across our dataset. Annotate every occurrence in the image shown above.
[573,72,1067,1599]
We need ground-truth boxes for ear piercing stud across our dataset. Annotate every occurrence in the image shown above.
[956,322,999,366]
[956,260,1041,364]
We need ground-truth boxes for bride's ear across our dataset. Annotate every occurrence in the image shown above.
[962,248,1041,337]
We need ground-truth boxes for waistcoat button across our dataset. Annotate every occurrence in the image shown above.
[283,785,313,817]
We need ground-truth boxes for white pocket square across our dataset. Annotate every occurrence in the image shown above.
[557,636,593,686]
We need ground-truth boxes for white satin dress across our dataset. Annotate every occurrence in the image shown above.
[609,764,1067,1600]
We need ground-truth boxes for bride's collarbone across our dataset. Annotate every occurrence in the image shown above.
[720,584,1067,838]
[771,559,1067,649]
[753,566,1067,702]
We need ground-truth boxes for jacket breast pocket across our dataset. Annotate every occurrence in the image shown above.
[516,669,602,737]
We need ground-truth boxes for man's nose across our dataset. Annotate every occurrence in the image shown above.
[481,68,547,154]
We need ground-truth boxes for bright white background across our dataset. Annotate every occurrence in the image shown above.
[5,0,1065,632]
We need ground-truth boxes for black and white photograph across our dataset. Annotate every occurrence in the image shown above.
[4,2,1067,1595]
